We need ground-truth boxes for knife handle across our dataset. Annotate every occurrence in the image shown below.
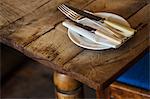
[95,30,122,45]
[103,20,136,37]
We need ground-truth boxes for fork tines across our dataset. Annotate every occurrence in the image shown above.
[58,4,81,21]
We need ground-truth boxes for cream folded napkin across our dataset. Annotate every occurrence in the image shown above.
[63,20,121,48]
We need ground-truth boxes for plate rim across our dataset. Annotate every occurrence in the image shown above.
[68,12,130,50]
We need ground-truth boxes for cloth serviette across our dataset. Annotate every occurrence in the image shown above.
[63,20,121,48]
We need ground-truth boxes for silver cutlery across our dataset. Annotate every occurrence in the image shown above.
[58,4,122,44]
[63,20,120,48]
[58,4,83,22]
[72,21,122,44]
[58,4,136,37]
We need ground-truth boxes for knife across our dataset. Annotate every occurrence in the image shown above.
[65,4,136,37]
[63,20,122,45]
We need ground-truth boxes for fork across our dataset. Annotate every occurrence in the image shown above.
[58,4,83,22]
[58,4,123,40]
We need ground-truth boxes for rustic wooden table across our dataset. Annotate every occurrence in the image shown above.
[0,0,149,98]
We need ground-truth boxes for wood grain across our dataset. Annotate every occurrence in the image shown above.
[111,82,150,99]
[84,0,147,19]
[0,0,149,90]
[0,0,50,27]
[0,0,94,50]
[63,4,149,89]
[24,0,147,65]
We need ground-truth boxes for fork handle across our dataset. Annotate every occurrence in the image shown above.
[103,20,136,37]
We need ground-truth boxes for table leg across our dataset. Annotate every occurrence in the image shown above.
[96,87,111,99]
[53,72,83,99]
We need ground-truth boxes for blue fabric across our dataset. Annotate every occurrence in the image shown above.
[117,52,150,90]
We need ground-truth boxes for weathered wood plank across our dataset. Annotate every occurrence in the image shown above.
[63,4,150,89]
[0,0,149,90]
[0,0,50,27]
[0,0,69,42]
[0,15,9,27]
[0,0,94,50]
[24,23,83,63]
[85,0,147,18]
[111,82,150,99]
[25,0,147,66]
[64,3,150,69]
[22,1,149,89]
[63,26,149,90]
[51,0,148,65]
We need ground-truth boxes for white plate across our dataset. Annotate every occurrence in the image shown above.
[68,12,130,50]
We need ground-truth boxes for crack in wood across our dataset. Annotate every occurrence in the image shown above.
[136,23,148,31]
[127,3,148,19]
[63,4,149,67]
[62,49,84,66]
[1,0,97,51]
[33,0,52,12]
[0,0,52,29]
[0,0,149,91]
[0,18,24,36]
[0,2,22,22]
[67,23,148,69]
[23,0,96,46]
[23,20,64,48]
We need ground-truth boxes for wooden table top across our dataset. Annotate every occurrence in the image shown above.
[0,0,149,90]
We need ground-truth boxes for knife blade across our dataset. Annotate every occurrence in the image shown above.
[65,4,136,37]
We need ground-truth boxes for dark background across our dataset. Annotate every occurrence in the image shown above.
[0,43,95,98]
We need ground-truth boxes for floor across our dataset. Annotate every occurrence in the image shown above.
[1,60,96,98]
